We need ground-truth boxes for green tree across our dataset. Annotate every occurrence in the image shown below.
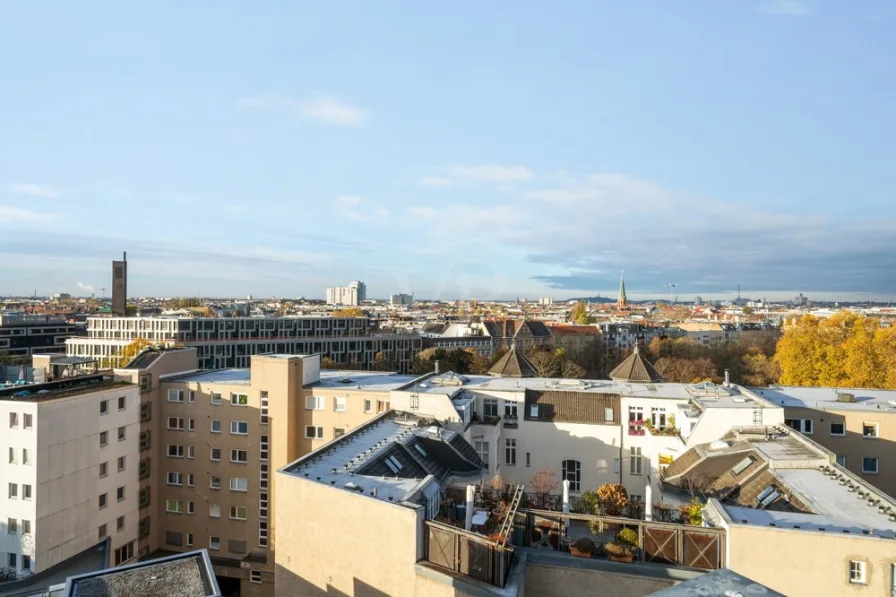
[331,307,366,317]
[569,301,595,324]
[742,306,754,315]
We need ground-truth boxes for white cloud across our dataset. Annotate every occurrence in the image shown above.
[409,206,440,219]
[76,281,95,293]
[333,196,389,222]
[336,195,362,205]
[419,164,534,188]
[0,205,43,222]
[239,92,367,126]
[760,0,811,16]
[8,183,60,198]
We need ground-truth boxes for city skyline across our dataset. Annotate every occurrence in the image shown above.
[2,1,895,300]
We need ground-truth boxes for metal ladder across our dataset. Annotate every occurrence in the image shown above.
[495,484,524,546]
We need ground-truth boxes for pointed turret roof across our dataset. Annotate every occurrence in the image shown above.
[617,270,628,309]
[609,345,663,383]
[488,343,537,378]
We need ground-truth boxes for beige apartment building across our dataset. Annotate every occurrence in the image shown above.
[755,385,896,496]
[0,373,141,578]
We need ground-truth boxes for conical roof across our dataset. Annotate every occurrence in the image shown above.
[488,344,537,378]
[609,346,663,383]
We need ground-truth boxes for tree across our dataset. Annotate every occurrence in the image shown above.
[560,360,586,379]
[528,469,560,508]
[320,356,337,369]
[331,307,366,317]
[741,352,780,386]
[372,351,398,372]
[654,357,719,384]
[569,301,595,325]
[742,306,754,315]
[528,350,559,377]
[595,483,629,516]
[119,338,153,367]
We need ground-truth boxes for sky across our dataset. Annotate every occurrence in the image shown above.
[1,0,895,302]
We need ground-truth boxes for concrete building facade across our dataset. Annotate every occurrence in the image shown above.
[0,314,77,358]
[326,281,366,306]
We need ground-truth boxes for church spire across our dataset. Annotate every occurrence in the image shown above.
[617,270,628,310]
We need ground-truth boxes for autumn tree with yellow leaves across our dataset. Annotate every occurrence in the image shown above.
[775,313,896,389]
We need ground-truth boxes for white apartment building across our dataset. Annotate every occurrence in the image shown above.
[0,375,140,577]
[325,281,366,306]
[389,293,414,307]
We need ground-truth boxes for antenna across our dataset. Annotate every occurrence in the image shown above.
[100,288,108,299]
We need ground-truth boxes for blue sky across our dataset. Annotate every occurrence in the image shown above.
[2,0,895,301]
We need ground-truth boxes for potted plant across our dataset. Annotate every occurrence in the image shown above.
[570,536,596,558]
[605,528,638,563]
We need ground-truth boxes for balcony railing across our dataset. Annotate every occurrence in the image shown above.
[471,413,501,426]
[424,520,516,588]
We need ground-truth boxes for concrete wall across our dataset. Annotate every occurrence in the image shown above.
[727,523,896,597]
[35,384,141,570]
[524,563,675,596]
[0,399,39,573]
[275,471,423,596]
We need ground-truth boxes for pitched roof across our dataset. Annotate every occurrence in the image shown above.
[608,346,663,383]
[488,344,537,378]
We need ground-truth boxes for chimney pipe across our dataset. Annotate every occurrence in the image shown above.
[724,369,730,387]
[464,485,475,531]
[434,360,440,374]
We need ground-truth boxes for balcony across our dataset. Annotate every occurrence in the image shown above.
[472,412,501,426]
[628,420,646,436]
[503,415,518,429]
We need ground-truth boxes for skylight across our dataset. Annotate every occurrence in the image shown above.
[414,444,428,458]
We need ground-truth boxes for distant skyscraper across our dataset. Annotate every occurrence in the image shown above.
[111,252,127,316]
[616,271,628,310]
[326,281,366,306]
[389,293,414,307]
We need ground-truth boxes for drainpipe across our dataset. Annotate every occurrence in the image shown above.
[620,414,625,486]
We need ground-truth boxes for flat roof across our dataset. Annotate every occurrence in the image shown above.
[66,550,220,597]
[0,374,128,402]
[163,369,251,385]
[314,370,417,391]
[753,386,896,413]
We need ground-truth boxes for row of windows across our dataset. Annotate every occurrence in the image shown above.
[165,499,249,520]
[836,455,881,475]
[168,389,249,406]
[8,447,31,465]
[97,514,128,540]
[98,486,127,509]
[99,426,128,447]
[99,457,127,477]
[168,417,248,434]
[7,483,32,500]
[7,412,33,429]
[786,418,879,438]
[5,553,32,570]
[6,517,31,536]
[99,396,128,415]
[306,396,390,414]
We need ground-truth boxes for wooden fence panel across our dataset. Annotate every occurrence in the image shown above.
[644,526,679,565]
[683,530,722,570]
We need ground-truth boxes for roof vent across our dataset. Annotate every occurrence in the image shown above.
[819,528,825,532]
[344,482,358,490]
[836,392,855,403]
[330,480,335,485]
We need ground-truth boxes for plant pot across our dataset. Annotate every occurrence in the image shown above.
[609,553,634,563]
[570,547,593,558]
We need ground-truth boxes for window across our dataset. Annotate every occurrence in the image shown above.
[231,421,248,435]
[849,561,867,584]
[210,504,221,518]
[409,393,419,410]
[505,438,516,466]
[7,554,15,568]
[651,407,667,428]
[260,435,269,461]
[230,477,248,492]
[22,555,31,570]
[377,400,389,413]
[117,516,125,531]
[305,396,324,410]
[23,414,32,429]
[211,448,222,461]
[630,494,643,503]
[187,446,194,459]
[8,483,17,499]
[118,396,126,410]
[830,422,845,436]
[863,422,879,438]
[100,431,108,447]
[166,499,184,513]
[628,406,643,423]
[114,541,135,566]
[22,520,30,535]
[562,459,581,492]
[117,486,125,502]
[7,447,14,464]
[785,418,812,434]
[187,501,195,514]
[138,517,150,538]
[186,533,194,547]
[260,390,269,424]
[140,430,151,451]
[167,472,184,486]
[526,452,531,467]
[474,441,489,471]
[250,570,262,584]
[385,456,404,474]
[7,518,17,534]
[167,444,184,458]
[604,407,614,422]
[836,455,847,467]
[630,447,643,475]
[116,456,125,472]
[305,426,324,439]
[22,448,29,465]
[229,539,247,554]
[334,428,346,438]
[99,524,107,539]
[168,389,184,403]
[505,402,518,419]
[732,456,754,476]
[230,449,249,463]
[231,393,248,406]
[140,375,151,392]
[757,486,780,507]
[8,412,18,427]
[364,399,372,413]
[530,405,539,418]
[210,476,221,489]
[483,399,498,418]
[230,506,248,520]
[100,400,109,415]
[118,426,126,441]
[211,419,222,433]
[209,536,221,550]
[211,392,222,405]
[23,484,31,500]
[139,487,151,508]
[188,418,195,431]
[168,417,184,430]
[187,473,194,487]
[188,390,195,403]
[863,457,879,474]
[334,397,347,412]
[614,458,620,474]
[99,493,107,509]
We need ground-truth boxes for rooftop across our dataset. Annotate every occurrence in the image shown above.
[753,385,896,413]
[281,411,484,506]
[0,373,128,402]
[314,370,417,391]
[162,369,250,385]
[66,550,220,597]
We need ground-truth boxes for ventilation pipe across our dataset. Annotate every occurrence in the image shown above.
[435,360,440,374]
[724,369,730,387]
[645,483,653,521]
[464,485,475,531]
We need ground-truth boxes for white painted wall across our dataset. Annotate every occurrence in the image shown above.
[0,400,39,573]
